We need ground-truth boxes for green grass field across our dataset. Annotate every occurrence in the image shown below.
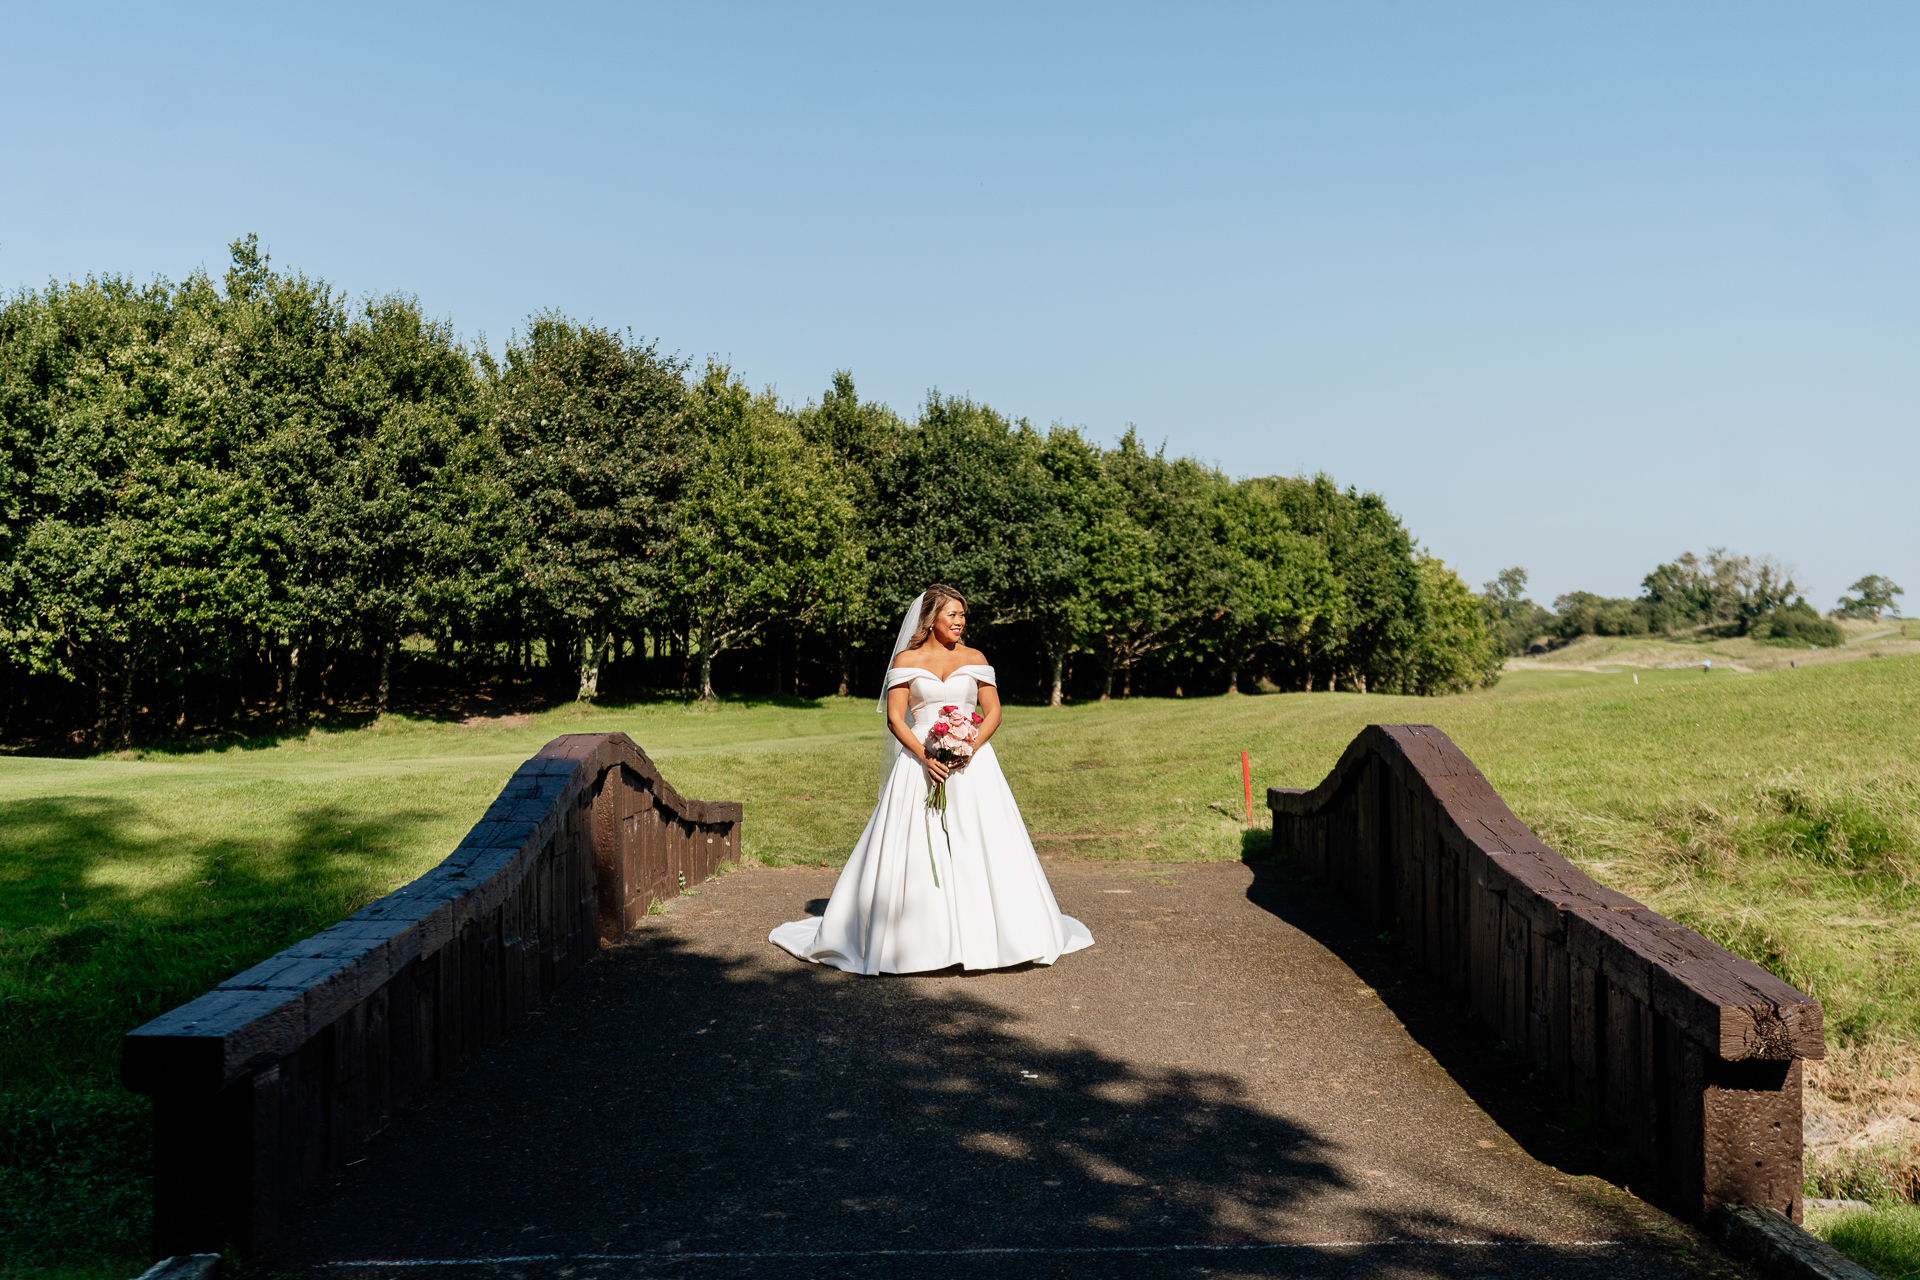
[6,654,1920,1274]
[1809,1202,1920,1278]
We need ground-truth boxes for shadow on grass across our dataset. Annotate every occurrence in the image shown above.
[40,681,849,761]
[1,795,449,1090]
[0,1087,151,1270]
[1,790,470,1268]
[249,912,1689,1280]
[1238,859,1661,1213]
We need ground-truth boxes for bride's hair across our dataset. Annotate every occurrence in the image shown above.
[907,584,967,650]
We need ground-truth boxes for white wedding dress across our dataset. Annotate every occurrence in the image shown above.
[769,663,1095,975]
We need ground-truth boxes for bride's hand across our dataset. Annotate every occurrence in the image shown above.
[922,755,950,784]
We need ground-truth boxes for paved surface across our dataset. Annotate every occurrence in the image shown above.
[258,861,1753,1279]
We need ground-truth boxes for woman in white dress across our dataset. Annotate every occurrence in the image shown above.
[769,584,1095,975]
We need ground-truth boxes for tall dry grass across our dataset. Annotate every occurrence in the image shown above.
[1532,760,1920,1200]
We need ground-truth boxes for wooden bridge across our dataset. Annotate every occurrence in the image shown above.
[122,726,1824,1278]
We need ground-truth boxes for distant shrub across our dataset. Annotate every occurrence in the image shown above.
[1752,599,1845,648]
[1480,567,1553,656]
[1549,592,1652,640]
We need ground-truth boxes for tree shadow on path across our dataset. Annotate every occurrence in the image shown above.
[258,878,1739,1280]
[1241,860,1675,1217]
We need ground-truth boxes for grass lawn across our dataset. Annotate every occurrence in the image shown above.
[1808,1202,1920,1279]
[5,652,1920,1273]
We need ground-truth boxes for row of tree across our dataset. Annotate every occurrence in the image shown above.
[0,238,1501,747]
[1481,553,1903,655]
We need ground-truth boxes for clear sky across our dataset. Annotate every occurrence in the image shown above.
[5,2,1915,608]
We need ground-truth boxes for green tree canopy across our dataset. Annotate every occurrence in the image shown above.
[492,314,692,697]
[1837,575,1904,621]
[0,237,1517,745]
[673,365,855,701]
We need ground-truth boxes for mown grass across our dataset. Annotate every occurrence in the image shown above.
[5,654,1920,1272]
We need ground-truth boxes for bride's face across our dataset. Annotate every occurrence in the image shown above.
[931,599,966,645]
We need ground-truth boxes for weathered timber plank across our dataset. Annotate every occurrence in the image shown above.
[1603,984,1651,1156]
[435,926,463,1083]
[325,1004,366,1174]
[294,1035,326,1197]
[251,1064,287,1252]
[1569,907,1821,1060]
[412,953,437,1094]
[1468,856,1502,1021]
[593,768,623,943]
[1393,780,1422,951]
[1703,1058,1803,1221]
[1499,894,1531,1048]
[1529,919,1565,1075]
[386,959,418,1114]
[1570,961,1601,1109]
[1664,1031,1709,1216]
[363,983,390,1136]
[1362,759,1390,929]
[122,989,306,1096]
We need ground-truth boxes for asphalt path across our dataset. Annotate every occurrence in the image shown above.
[256,861,1754,1279]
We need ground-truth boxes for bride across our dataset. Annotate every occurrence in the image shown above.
[769,584,1095,974]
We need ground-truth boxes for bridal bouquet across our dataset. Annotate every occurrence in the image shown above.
[921,704,984,886]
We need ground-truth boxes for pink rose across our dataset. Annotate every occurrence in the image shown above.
[930,723,949,737]
[970,712,984,725]
[941,704,959,715]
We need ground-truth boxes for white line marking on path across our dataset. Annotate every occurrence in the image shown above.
[318,1239,1626,1265]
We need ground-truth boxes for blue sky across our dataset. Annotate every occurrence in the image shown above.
[5,2,1915,607]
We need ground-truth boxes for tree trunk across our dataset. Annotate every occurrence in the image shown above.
[1355,671,1367,695]
[376,640,393,717]
[837,646,851,698]
[175,645,188,731]
[1226,665,1239,695]
[1049,651,1064,707]
[699,648,719,703]
[284,644,302,728]
[577,633,603,701]
[117,657,135,750]
[1100,667,1113,702]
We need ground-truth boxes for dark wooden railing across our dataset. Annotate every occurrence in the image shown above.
[121,733,742,1256]
[1268,724,1822,1225]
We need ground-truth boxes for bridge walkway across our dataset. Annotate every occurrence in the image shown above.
[255,861,1753,1279]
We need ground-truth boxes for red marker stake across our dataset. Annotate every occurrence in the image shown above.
[1242,751,1253,827]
